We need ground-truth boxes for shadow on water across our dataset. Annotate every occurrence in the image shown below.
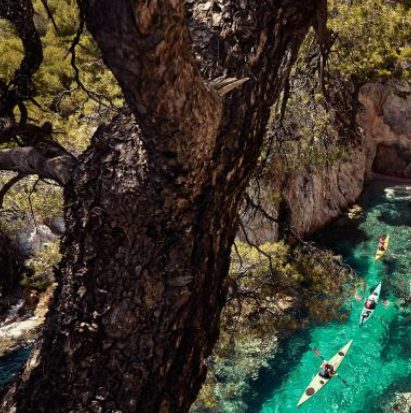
[314,217,370,258]
[376,210,411,227]
[379,303,411,364]
[0,345,32,390]
[241,329,311,413]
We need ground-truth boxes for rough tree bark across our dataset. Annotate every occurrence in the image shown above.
[0,1,326,412]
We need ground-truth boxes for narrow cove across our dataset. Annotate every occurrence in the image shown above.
[256,180,411,412]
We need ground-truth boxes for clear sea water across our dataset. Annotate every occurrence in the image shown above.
[1,181,411,413]
[256,181,411,413]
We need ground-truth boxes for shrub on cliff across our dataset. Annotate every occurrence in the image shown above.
[329,0,411,82]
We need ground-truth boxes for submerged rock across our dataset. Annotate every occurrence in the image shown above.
[346,204,364,219]
[386,393,411,412]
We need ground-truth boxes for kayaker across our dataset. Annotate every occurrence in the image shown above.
[378,237,387,251]
[319,361,337,379]
[365,299,377,310]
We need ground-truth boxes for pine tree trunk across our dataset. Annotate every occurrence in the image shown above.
[1,1,325,412]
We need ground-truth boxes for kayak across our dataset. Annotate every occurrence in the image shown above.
[359,283,381,326]
[297,340,353,407]
[375,235,390,261]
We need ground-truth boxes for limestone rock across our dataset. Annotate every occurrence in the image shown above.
[386,393,411,413]
[246,81,411,242]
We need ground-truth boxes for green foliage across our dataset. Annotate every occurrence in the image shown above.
[329,0,411,82]
[225,241,353,338]
[0,0,123,154]
[21,240,61,290]
[260,27,354,178]
[0,23,23,84]
[269,85,348,172]
[0,0,124,239]
[0,174,63,232]
[261,0,411,178]
[28,0,123,152]
[0,173,63,291]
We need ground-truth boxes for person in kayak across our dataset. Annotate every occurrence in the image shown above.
[365,299,377,310]
[319,362,337,379]
[378,237,387,251]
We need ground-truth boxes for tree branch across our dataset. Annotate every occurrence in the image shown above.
[67,3,115,110]
[0,173,26,209]
[39,0,59,34]
[0,144,77,185]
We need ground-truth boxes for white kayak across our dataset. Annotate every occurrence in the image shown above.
[297,340,353,407]
[359,283,382,326]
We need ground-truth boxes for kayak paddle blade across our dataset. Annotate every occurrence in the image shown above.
[313,348,322,358]
[338,376,350,387]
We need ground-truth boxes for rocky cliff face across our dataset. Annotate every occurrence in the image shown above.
[247,81,411,242]
[285,146,367,238]
[359,82,411,178]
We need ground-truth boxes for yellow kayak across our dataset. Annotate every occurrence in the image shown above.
[375,235,390,261]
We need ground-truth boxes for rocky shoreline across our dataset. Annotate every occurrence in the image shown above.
[0,287,54,357]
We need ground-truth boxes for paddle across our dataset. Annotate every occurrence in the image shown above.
[312,348,350,387]
[355,296,389,306]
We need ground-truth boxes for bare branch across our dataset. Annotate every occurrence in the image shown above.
[39,0,59,34]
[0,144,77,185]
[209,77,250,97]
[28,177,41,223]
[68,2,115,110]
[0,173,26,209]
[243,192,279,224]
[232,241,243,270]
[0,122,53,146]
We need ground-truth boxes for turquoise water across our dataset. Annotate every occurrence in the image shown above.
[258,181,411,413]
[0,345,31,390]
